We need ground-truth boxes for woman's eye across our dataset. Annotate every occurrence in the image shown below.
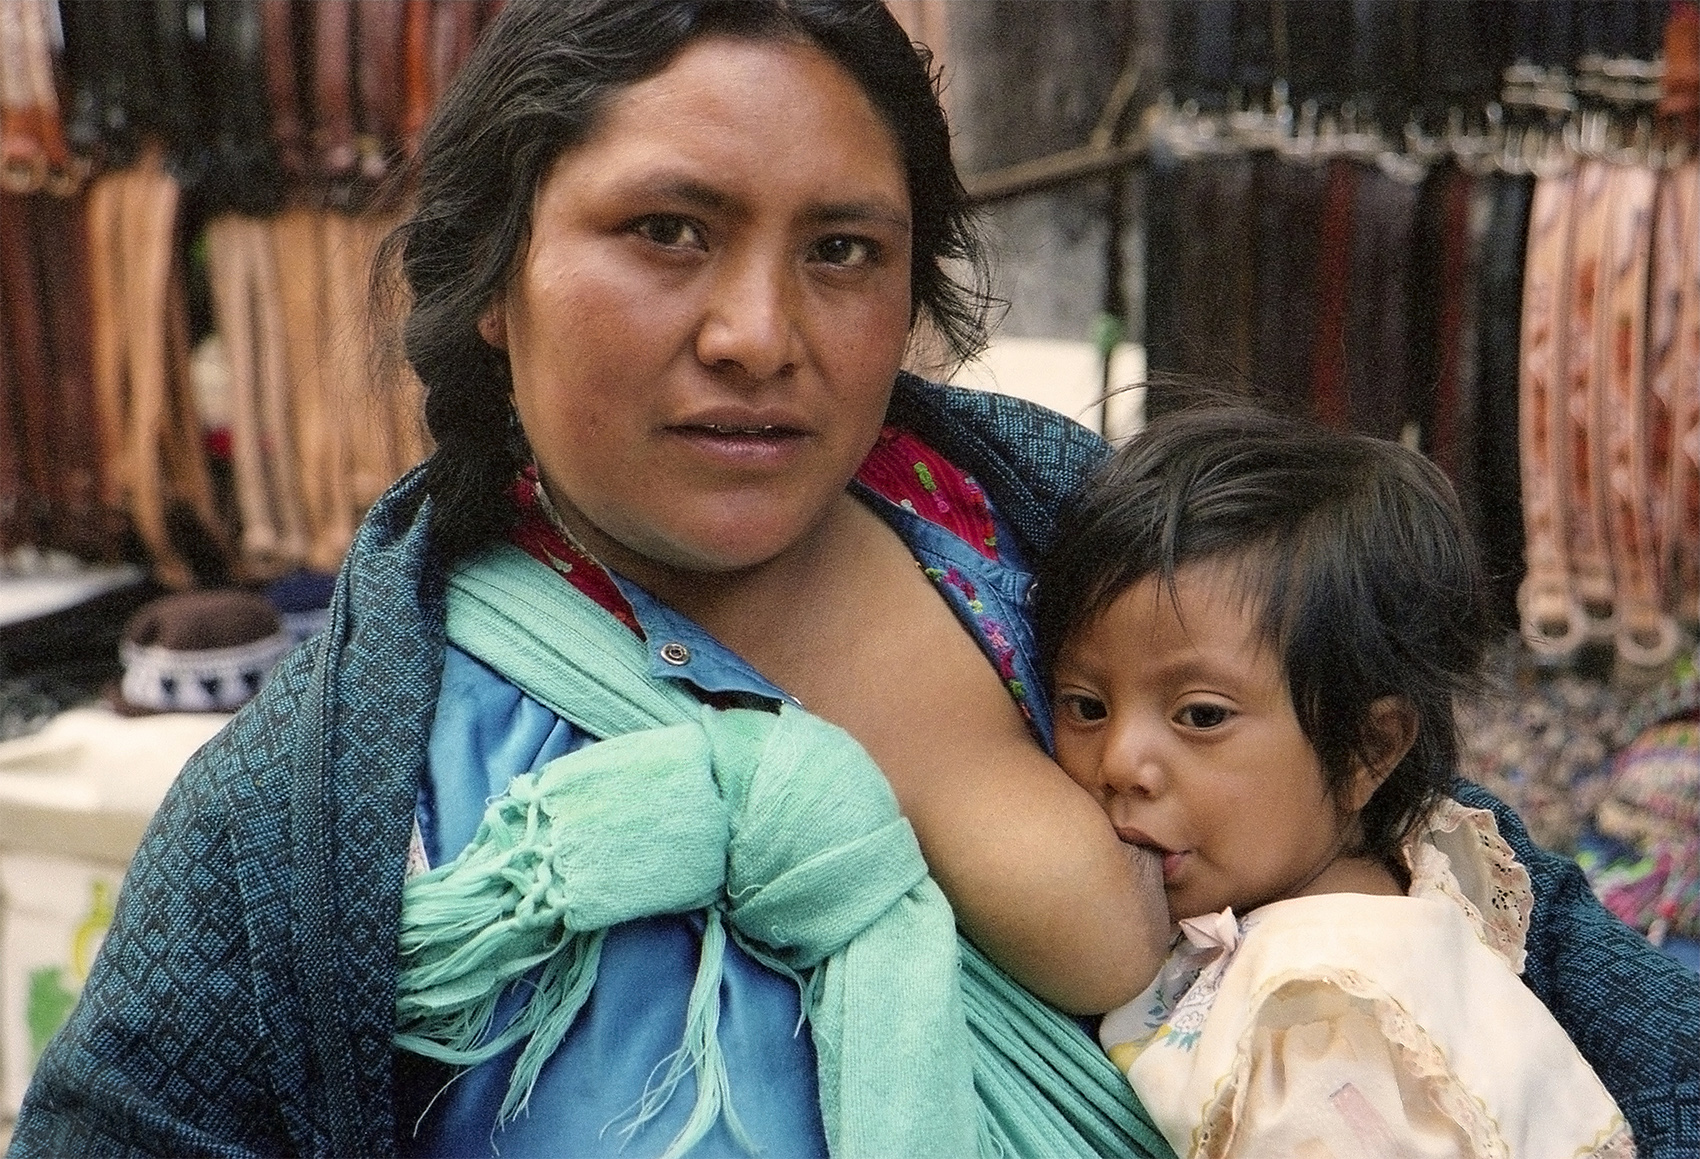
[810,235,877,268]
[1058,693,1109,723]
[632,215,704,249]
[1176,702,1231,730]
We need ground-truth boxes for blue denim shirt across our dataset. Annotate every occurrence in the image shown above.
[402,483,1038,1158]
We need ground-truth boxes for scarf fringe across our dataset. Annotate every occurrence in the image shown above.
[611,908,756,1159]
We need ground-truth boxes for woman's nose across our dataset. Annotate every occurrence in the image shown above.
[695,249,797,381]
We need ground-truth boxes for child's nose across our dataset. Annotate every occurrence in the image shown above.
[1099,723,1166,798]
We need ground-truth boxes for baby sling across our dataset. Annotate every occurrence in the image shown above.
[395,543,1174,1159]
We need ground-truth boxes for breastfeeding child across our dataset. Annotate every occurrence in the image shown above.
[1033,402,1634,1157]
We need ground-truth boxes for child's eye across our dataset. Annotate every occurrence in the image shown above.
[809,235,878,268]
[632,214,705,249]
[1175,702,1231,730]
[1057,693,1109,723]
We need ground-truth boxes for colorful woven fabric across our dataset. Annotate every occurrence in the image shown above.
[1582,652,1700,943]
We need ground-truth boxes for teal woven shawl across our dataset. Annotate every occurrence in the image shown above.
[394,545,1172,1159]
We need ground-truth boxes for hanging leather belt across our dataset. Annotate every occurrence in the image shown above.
[1559,157,1620,640]
[85,145,231,588]
[354,0,405,186]
[270,206,355,572]
[32,190,117,560]
[399,0,434,158]
[313,0,359,200]
[321,210,405,511]
[0,194,55,545]
[205,214,309,573]
[1664,156,1700,622]
[0,189,109,560]
[258,0,310,185]
[1518,166,1589,657]
[1311,157,1358,430]
[1597,160,1681,667]
[1647,158,1699,631]
[1343,159,1423,442]
[0,217,18,555]
[432,0,484,108]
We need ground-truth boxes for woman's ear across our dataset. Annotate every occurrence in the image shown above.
[1349,696,1418,809]
[478,299,508,350]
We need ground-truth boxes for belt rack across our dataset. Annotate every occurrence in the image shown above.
[956,2,1699,671]
[0,1,490,587]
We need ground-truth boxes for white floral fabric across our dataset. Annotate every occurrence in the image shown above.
[1100,800,1635,1158]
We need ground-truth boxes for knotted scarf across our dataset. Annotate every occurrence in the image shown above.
[395,544,1172,1159]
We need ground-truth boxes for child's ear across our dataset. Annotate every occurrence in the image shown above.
[1349,696,1418,809]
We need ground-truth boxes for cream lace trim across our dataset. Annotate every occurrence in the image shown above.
[1401,798,1535,974]
[1191,967,1635,1159]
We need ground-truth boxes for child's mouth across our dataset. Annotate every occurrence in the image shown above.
[1114,825,1182,881]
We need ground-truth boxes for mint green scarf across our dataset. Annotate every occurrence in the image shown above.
[396,544,1172,1159]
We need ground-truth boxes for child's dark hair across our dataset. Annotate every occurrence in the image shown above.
[1034,401,1494,866]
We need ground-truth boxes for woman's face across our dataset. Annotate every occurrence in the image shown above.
[482,35,914,587]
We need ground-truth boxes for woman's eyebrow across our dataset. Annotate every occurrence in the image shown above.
[629,174,736,214]
[617,172,909,232]
[802,201,912,232]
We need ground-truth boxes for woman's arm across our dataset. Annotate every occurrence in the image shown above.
[747,501,1173,1015]
[888,701,1173,1015]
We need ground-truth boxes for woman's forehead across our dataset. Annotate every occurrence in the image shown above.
[573,35,905,179]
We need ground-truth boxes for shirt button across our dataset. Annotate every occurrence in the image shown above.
[659,641,691,666]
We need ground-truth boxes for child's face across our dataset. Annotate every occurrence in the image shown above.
[1051,563,1361,922]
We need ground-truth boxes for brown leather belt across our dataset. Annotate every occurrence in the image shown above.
[1665,157,1700,622]
[0,189,111,560]
[313,0,360,197]
[400,0,434,157]
[1560,157,1620,641]
[206,214,310,574]
[258,0,310,186]
[322,210,412,510]
[1647,158,1699,632]
[1310,158,1357,430]
[1597,160,1680,667]
[432,1,484,112]
[0,194,32,552]
[270,206,352,571]
[1518,166,1589,657]
[32,190,117,560]
[0,193,54,543]
[355,0,406,186]
[84,145,232,587]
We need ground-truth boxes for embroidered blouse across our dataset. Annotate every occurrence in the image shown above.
[1099,799,1636,1158]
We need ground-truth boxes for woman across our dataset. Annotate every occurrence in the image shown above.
[12,2,1697,1157]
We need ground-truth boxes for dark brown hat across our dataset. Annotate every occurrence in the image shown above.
[111,589,296,715]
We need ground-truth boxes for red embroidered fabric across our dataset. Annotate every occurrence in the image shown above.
[507,470,644,637]
[852,425,1000,560]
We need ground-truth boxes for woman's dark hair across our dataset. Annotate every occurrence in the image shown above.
[1034,401,1494,866]
[373,0,992,563]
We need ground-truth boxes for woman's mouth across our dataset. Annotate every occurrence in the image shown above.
[701,423,781,435]
[669,422,807,465]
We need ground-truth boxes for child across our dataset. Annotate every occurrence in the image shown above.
[1034,403,1634,1158]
